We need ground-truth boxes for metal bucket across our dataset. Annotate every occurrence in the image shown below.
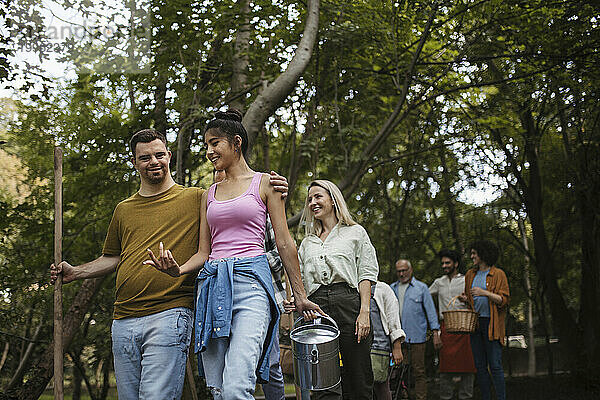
[290,315,341,390]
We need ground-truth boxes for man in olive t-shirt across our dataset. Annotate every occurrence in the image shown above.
[50,129,288,399]
[103,184,201,319]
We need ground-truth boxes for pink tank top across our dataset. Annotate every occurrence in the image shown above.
[206,173,267,260]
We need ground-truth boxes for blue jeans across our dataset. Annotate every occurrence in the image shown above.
[111,307,193,400]
[262,338,285,400]
[202,272,272,399]
[470,317,505,400]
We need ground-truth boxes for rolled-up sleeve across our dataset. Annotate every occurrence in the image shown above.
[356,230,379,284]
[381,283,405,343]
[496,269,510,308]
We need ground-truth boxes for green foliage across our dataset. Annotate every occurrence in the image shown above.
[1,0,599,390]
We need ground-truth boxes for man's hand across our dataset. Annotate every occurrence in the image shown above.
[294,297,326,321]
[269,171,289,199]
[143,242,181,277]
[50,261,76,284]
[392,339,404,365]
[433,330,442,351]
[355,310,370,343]
[458,292,468,303]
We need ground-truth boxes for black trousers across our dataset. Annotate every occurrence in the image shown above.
[309,283,374,400]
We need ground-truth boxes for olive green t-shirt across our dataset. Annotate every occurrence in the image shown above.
[102,184,204,319]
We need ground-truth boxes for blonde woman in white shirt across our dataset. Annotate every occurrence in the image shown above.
[298,180,379,400]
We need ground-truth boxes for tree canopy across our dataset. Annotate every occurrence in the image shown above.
[1,0,599,398]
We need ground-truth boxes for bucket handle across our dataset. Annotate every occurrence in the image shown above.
[294,314,339,330]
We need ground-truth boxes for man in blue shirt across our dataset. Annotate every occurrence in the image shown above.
[391,259,441,400]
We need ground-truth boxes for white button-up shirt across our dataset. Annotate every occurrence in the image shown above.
[298,223,379,296]
[429,273,469,319]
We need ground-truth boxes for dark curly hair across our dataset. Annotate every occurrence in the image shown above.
[470,240,499,266]
[438,249,462,268]
[204,108,248,158]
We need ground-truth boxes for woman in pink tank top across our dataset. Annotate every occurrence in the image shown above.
[145,109,322,399]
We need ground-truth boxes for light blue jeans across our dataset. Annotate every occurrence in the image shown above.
[202,273,272,399]
[111,307,193,400]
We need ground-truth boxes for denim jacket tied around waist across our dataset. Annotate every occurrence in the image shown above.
[194,254,280,383]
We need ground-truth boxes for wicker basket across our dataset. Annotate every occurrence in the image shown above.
[442,296,478,333]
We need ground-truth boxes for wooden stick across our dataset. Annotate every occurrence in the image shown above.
[53,146,64,400]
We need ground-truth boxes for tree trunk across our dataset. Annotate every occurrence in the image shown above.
[519,108,582,373]
[485,58,584,375]
[439,147,462,253]
[69,351,97,400]
[285,116,298,208]
[261,127,270,171]
[286,101,316,210]
[518,217,536,377]
[0,341,9,374]
[539,292,554,376]
[576,183,600,374]
[559,100,600,376]
[243,0,320,153]
[99,353,111,400]
[229,0,251,112]
[154,67,168,134]
[71,351,82,400]
[176,126,188,184]
[8,277,105,400]
[6,324,43,390]
[18,308,33,364]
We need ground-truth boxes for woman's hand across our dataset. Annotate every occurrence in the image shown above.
[294,297,326,321]
[143,242,181,277]
[355,309,370,343]
[470,286,487,297]
[471,286,503,305]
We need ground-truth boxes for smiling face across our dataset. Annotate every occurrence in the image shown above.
[132,139,171,185]
[307,185,335,221]
[470,249,482,267]
[441,256,458,276]
[205,129,240,170]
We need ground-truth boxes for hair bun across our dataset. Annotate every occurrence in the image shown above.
[214,109,243,122]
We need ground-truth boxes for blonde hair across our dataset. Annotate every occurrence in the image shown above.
[300,179,357,237]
